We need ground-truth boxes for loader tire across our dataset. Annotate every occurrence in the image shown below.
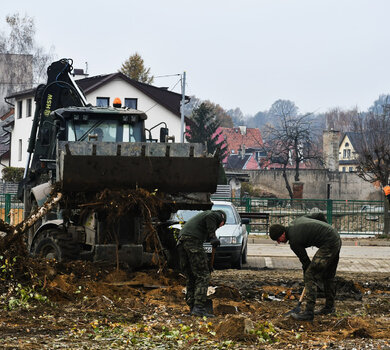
[31,228,80,262]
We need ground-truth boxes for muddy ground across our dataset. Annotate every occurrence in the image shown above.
[0,260,390,349]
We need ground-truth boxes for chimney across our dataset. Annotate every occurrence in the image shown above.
[323,129,340,171]
[72,68,89,79]
[239,126,247,135]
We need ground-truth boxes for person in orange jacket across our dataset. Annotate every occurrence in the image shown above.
[384,186,390,204]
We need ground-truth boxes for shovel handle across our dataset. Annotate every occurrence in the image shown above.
[299,287,306,302]
[209,246,216,270]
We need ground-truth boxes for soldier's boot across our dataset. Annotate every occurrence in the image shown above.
[315,279,336,315]
[314,306,335,315]
[191,304,214,318]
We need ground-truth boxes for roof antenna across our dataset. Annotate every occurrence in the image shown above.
[85,62,88,74]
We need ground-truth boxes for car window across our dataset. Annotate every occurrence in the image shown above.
[173,210,201,221]
[212,204,236,224]
[172,204,238,225]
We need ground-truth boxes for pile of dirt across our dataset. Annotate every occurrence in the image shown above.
[215,315,257,341]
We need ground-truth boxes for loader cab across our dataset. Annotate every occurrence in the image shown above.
[54,106,147,143]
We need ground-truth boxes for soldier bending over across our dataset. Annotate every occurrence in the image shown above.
[269,213,341,321]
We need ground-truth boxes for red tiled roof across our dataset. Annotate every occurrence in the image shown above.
[217,127,263,155]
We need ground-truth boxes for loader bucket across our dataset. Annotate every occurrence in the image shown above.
[57,141,220,193]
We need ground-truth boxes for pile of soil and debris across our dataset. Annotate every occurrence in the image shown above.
[1,189,390,348]
[0,264,389,349]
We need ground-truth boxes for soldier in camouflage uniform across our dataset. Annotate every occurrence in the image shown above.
[269,213,341,321]
[177,210,226,317]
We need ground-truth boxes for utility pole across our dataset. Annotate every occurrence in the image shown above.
[180,71,186,143]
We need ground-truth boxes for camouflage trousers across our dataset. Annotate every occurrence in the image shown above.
[304,238,342,312]
[177,238,210,308]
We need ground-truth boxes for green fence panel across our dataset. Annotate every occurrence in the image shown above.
[0,193,386,235]
[212,196,386,236]
[0,193,24,225]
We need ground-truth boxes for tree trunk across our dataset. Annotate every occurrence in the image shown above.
[384,198,390,235]
[294,159,300,182]
[282,165,294,199]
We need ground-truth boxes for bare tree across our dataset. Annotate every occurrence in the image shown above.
[0,13,55,84]
[353,105,390,234]
[325,107,359,133]
[263,100,322,198]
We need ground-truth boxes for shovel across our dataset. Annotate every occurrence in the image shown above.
[284,287,306,317]
[209,246,216,271]
[204,246,217,315]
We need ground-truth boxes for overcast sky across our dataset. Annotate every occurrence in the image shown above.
[2,0,390,116]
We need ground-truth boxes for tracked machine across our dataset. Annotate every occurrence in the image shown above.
[19,58,220,267]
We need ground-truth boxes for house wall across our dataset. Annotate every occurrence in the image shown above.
[246,169,381,201]
[245,155,260,170]
[10,78,182,168]
[338,135,358,172]
[322,130,340,171]
[10,96,35,168]
[85,78,181,141]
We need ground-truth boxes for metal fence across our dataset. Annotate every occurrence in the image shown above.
[0,193,24,225]
[212,197,387,236]
[0,194,387,235]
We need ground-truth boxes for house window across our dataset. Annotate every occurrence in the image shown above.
[347,149,351,158]
[342,167,346,172]
[124,98,137,109]
[17,100,23,119]
[18,139,22,161]
[26,98,32,117]
[349,167,353,172]
[343,150,346,158]
[96,97,109,107]
[345,142,349,147]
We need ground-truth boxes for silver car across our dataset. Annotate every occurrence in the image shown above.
[171,201,249,269]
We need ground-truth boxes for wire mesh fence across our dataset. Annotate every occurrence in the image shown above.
[212,197,387,236]
[0,193,24,225]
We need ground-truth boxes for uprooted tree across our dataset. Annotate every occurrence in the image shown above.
[352,101,390,234]
[262,100,322,199]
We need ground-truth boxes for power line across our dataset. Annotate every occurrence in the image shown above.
[154,73,181,79]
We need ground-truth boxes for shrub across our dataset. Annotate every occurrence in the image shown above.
[2,167,24,182]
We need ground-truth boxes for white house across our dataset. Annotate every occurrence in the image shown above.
[5,71,189,169]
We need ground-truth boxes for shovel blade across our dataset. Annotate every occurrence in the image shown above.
[283,302,302,317]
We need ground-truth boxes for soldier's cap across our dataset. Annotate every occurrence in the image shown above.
[269,224,286,241]
[215,210,227,223]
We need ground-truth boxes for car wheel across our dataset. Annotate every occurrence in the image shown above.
[232,252,243,270]
[242,243,248,264]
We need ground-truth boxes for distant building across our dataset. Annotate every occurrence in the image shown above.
[338,132,360,172]
[215,126,264,170]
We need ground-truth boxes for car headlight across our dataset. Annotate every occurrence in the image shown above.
[219,236,238,244]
